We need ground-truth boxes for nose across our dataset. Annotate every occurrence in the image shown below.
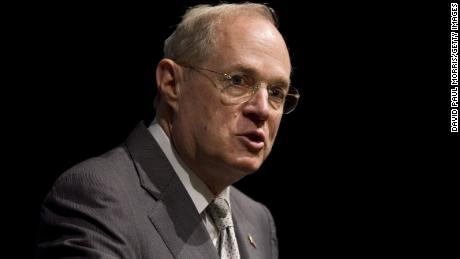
[242,85,271,125]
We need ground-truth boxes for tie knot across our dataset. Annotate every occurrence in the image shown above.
[208,198,233,231]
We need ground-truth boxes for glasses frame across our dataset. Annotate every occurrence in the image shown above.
[177,63,300,114]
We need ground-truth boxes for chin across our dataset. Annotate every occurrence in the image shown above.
[232,156,263,174]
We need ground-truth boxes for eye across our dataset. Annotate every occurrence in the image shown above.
[229,74,247,86]
[268,86,287,101]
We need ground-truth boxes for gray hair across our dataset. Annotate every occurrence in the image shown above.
[164,2,278,65]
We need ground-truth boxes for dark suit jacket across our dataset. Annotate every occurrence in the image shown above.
[35,122,278,259]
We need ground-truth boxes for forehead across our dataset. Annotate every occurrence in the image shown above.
[207,15,291,82]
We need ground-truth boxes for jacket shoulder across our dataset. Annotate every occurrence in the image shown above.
[54,145,134,187]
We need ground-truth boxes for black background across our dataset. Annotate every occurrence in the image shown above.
[6,1,458,258]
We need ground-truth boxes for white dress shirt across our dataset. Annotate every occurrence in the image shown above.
[148,120,231,247]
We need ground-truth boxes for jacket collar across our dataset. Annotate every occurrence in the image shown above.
[125,122,219,259]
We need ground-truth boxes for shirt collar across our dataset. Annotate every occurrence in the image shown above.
[147,119,230,214]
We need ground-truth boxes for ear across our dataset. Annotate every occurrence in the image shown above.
[156,58,181,111]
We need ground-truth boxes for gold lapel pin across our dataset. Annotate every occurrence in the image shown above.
[248,234,257,248]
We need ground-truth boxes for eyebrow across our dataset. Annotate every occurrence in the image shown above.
[226,63,291,87]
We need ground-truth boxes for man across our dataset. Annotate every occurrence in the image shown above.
[35,3,299,259]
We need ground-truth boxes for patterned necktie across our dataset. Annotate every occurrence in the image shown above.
[208,197,241,259]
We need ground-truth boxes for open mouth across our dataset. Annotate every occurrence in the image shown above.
[238,130,266,152]
[246,132,264,143]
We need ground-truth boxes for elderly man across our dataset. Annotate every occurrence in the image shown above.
[36,3,299,259]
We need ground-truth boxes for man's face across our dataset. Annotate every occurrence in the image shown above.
[171,16,291,183]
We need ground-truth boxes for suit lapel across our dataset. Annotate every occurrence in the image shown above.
[148,179,219,259]
[126,123,219,259]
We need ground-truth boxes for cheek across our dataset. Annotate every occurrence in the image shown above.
[211,109,237,132]
[202,110,239,149]
[181,85,215,119]
[193,97,232,137]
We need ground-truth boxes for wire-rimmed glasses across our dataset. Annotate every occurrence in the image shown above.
[178,64,300,114]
